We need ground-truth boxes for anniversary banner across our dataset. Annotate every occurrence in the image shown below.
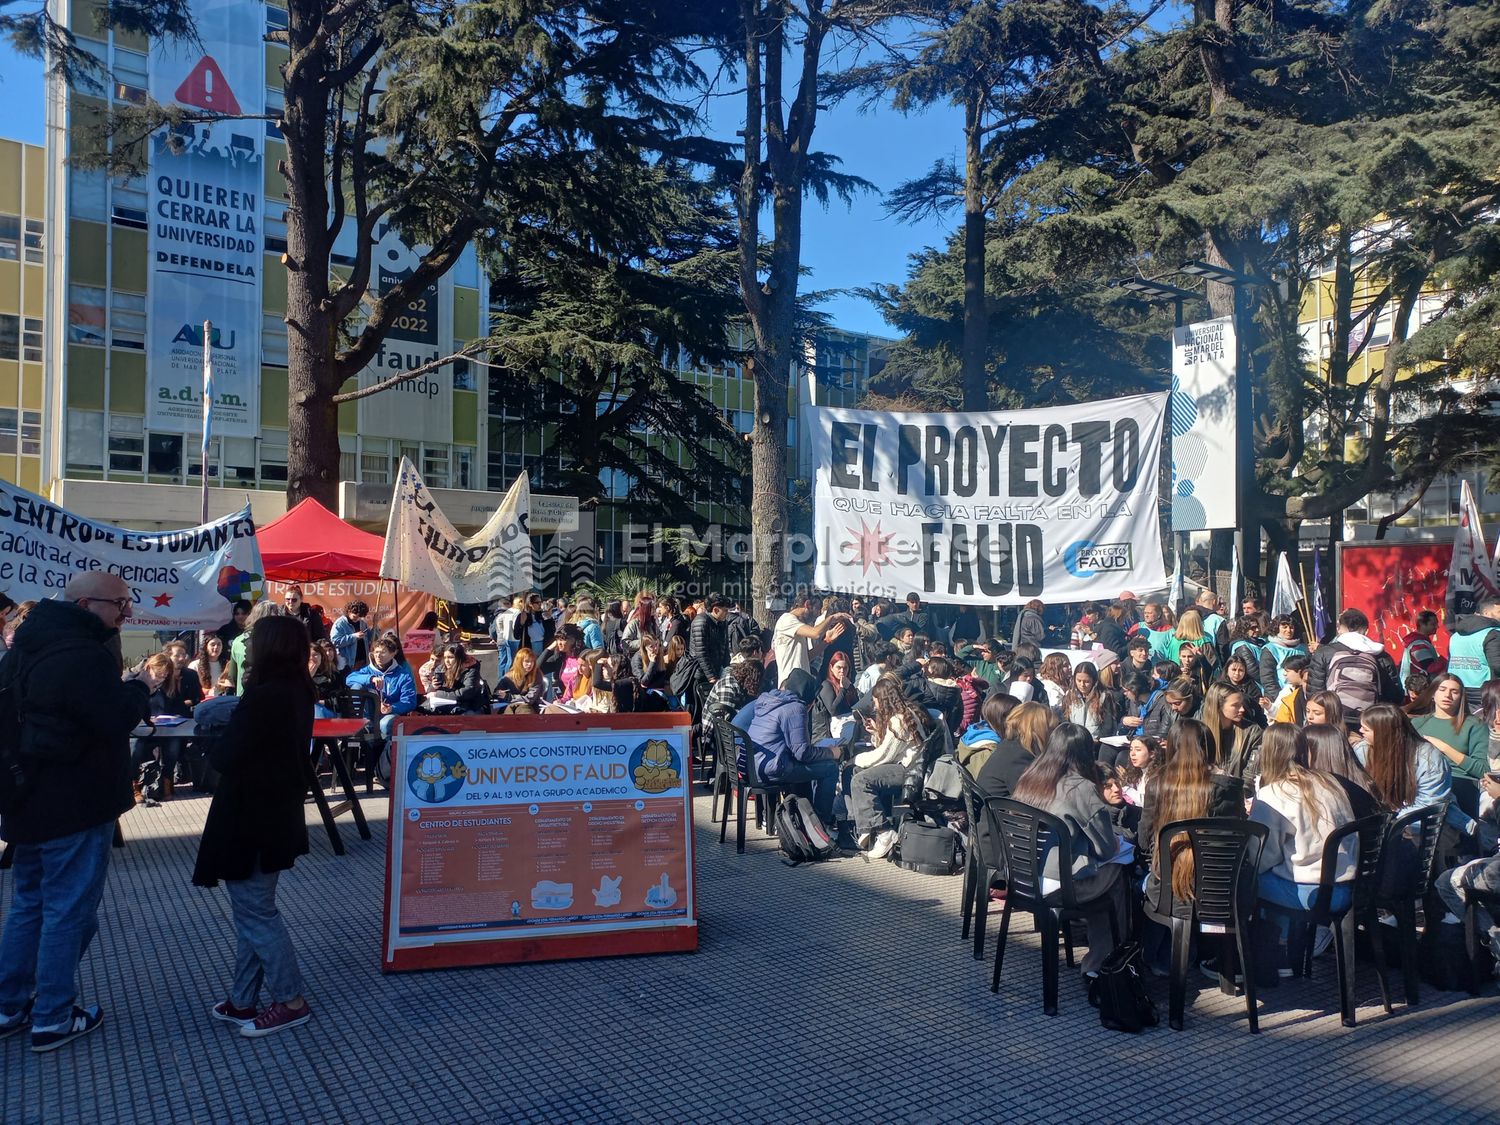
[0,479,263,629]
[380,457,533,603]
[809,393,1169,604]
[146,0,264,437]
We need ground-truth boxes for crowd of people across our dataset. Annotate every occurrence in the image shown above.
[2,574,1498,1052]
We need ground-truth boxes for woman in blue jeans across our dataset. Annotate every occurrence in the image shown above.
[1249,725,1356,974]
[192,616,316,1038]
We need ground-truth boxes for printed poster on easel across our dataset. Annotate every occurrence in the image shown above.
[381,713,697,971]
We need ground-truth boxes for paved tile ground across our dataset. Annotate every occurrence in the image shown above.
[2,780,1497,1124]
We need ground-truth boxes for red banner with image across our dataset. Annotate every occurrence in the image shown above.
[1337,541,1452,664]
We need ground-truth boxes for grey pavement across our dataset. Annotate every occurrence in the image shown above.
[2,782,1497,1124]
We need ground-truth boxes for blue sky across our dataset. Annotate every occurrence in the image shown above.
[0,41,960,336]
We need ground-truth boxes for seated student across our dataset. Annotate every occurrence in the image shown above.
[344,634,419,740]
[495,645,545,711]
[1354,703,1459,891]
[631,633,672,696]
[1119,669,1164,735]
[993,656,1037,703]
[975,700,1056,802]
[1433,772,1500,955]
[1270,654,1311,725]
[309,641,341,718]
[952,656,989,734]
[424,643,489,714]
[1101,771,1140,844]
[540,624,586,698]
[1222,656,1268,727]
[921,656,964,735]
[1201,680,1266,785]
[732,668,841,832]
[1010,723,1128,981]
[1260,614,1310,698]
[1225,616,1267,697]
[1304,689,1346,732]
[1138,718,1246,878]
[704,657,763,722]
[1118,735,1161,805]
[1302,722,1384,821]
[958,693,1018,775]
[811,650,858,743]
[1142,676,1198,741]
[547,649,614,714]
[1059,660,1123,739]
[857,644,900,695]
[849,677,934,858]
[127,652,187,805]
[1249,725,1357,975]
[1410,674,1490,811]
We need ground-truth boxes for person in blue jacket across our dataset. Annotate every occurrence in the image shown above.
[344,633,418,741]
[732,668,841,831]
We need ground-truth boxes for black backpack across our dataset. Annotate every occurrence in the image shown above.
[1095,940,1159,1032]
[775,795,836,865]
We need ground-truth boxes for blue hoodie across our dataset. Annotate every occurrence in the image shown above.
[736,688,829,780]
[345,658,419,715]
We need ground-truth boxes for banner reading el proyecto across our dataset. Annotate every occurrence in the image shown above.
[146,0,263,437]
[380,457,533,603]
[810,393,1169,604]
[386,723,694,964]
[0,479,263,629]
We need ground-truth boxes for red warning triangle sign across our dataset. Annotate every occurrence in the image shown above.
[174,56,242,115]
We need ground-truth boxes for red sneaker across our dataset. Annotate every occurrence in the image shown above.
[211,1000,258,1029]
[239,1001,312,1038]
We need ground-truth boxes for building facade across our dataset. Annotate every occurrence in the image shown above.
[0,139,46,495]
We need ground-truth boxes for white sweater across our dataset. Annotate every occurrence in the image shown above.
[854,714,921,770]
[1250,778,1356,885]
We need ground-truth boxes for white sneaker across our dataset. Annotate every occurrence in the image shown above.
[868,829,899,860]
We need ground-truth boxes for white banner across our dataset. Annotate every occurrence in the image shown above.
[380,457,533,602]
[810,393,1169,605]
[146,0,264,438]
[1171,317,1237,530]
[0,478,263,629]
[1447,479,1497,620]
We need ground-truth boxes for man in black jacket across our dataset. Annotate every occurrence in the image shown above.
[688,594,731,686]
[0,574,155,1052]
[1305,607,1403,720]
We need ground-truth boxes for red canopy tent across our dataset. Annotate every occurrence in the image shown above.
[256,498,385,582]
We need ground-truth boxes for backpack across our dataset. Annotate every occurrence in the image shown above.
[1094,940,1159,1032]
[775,795,836,865]
[728,612,763,653]
[1325,647,1382,716]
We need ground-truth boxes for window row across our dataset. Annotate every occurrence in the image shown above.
[0,315,44,362]
[0,215,43,264]
[0,408,41,457]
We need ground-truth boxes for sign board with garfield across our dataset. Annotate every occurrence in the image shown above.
[381,713,697,970]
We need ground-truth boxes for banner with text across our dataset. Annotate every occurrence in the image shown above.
[810,393,1169,604]
[146,0,263,437]
[382,714,697,970]
[0,479,263,629]
[380,457,533,603]
[1171,316,1237,530]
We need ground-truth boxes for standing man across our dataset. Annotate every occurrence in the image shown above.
[1195,589,1228,652]
[771,594,848,688]
[281,585,327,642]
[0,574,156,1051]
[688,594,731,685]
[1448,596,1500,714]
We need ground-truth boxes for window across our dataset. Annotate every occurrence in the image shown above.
[112,48,147,104]
[67,410,105,469]
[21,317,42,363]
[0,216,17,260]
[108,416,144,473]
[23,219,44,265]
[111,179,148,229]
[111,291,147,350]
[452,340,475,390]
[188,436,220,479]
[423,446,450,489]
[266,6,289,34]
[265,199,287,255]
[0,408,27,458]
[265,87,284,140]
[0,314,16,359]
[68,285,107,346]
[730,409,752,435]
[263,314,288,366]
[222,437,257,482]
[360,437,390,484]
[454,448,473,490]
[260,431,288,482]
[70,168,108,221]
[147,432,183,476]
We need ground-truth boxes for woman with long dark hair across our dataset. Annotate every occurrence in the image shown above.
[811,649,857,743]
[1410,672,1489,783]
[1011,723,1126,978]
[1059,661,1124,739]
[850,676,933,858]
[1354,703,1453,820]
[193,615,316,1038]
[1200,680,1265,783]
[1303,722,1383,821]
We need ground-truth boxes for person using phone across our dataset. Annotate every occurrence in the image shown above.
[1433,771,1500,960]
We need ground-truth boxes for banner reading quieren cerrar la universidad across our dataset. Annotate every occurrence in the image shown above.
[809,392,1169,605]
[0,478,264,629]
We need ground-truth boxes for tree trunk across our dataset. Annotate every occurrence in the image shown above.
[960,87,987,411]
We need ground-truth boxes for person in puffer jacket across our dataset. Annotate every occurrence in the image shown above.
[732,669,839,830]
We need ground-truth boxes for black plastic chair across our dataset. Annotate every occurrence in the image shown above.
[959,767,1004,960]
[713,719,787,855]
[1294,813,1391,1026]
[706,714,738,824]
[981,796,1122,1016]
[1144,817,1268,1033]
[1464,886,1500,996]
[1371,800,1448,1007]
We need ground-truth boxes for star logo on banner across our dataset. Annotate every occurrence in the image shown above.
[841,519,894,576]
[153,593,174,607]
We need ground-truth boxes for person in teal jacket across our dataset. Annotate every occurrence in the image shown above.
[1448,598,1500,713]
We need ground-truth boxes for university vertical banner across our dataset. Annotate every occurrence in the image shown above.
[146,0,264,437]
[0,479,263,629]
[380,457,533,603]
[1170,317,1237,530]
[809,393,1169,604]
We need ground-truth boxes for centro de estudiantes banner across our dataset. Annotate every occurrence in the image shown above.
[808,392,1169,605]
[145,0,263,439]
[0,478,264,630]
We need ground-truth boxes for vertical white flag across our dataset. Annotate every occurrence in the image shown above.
[1228,539,1241,618]
[1168,543,1184,611]
[1271,552,1302,620]
[1447,479,1498,620]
